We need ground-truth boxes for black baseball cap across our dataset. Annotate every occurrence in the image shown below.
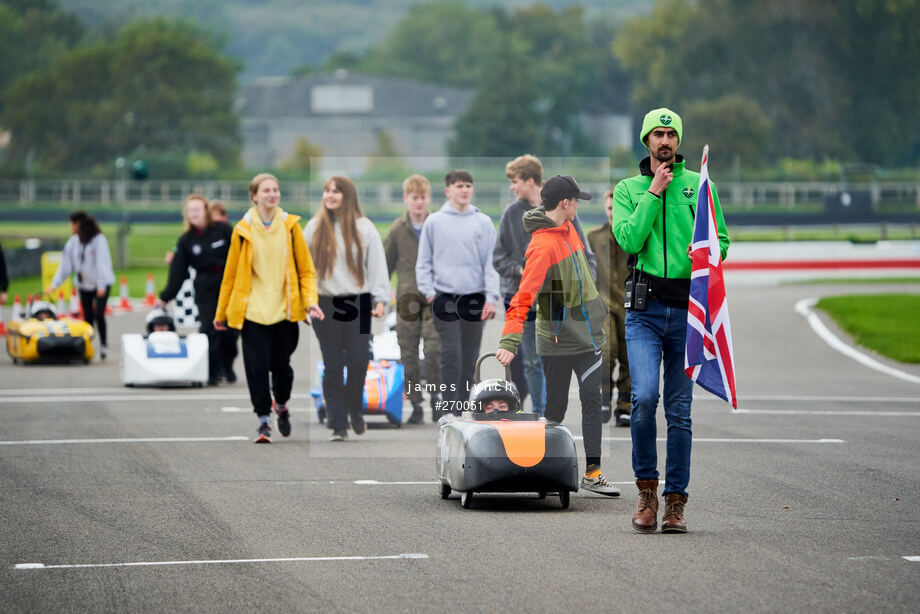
[541,175,592,207]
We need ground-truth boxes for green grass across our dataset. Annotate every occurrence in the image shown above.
[4,268,171,306]
[787,277,920,285]
[815,294,920,363]
[727,226,919,242]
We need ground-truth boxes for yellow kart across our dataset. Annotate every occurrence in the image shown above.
[6,301,95,364]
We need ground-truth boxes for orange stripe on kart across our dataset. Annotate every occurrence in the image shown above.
[488,421,546,468]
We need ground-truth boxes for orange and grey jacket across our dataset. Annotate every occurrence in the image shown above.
[215,209,319,330]
[498,207,607,357]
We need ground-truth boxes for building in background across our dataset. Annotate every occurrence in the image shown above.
[238,70,630,175]
[238,71,472,174]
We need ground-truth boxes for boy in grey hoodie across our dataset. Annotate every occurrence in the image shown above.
[416,170,500,416]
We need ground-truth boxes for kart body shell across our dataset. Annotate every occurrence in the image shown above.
[6,317,95,364]
[120,331,209,387]
[436,414,580,508]
[310,360,405,426]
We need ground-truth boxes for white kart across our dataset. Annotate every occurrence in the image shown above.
[121,309,209,387]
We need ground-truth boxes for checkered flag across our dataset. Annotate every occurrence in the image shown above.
[174,268,199,328]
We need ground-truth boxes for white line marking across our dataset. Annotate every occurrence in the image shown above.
[904,556,920,562]
[0,392,315,404]
[795,298,920,385]
[848,556,890,561]
[220,407,251,413]
[15,553,428,570]
[5,387,918,405]
[353,480,438,485]
[699,395,920,403]
[575,436,846,444]
[0,436,249,446]
[736,409,920,417]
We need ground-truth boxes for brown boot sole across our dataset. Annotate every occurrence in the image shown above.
[632,521,658,534]
[660,524,687,534]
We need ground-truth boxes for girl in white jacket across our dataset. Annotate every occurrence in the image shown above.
[48,211,115,358]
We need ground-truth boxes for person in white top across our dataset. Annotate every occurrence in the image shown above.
[303,175,391,441]
[47,211,115,358]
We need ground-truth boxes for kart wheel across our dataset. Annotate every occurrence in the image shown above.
[559,490,570,510]
[460,490,473,509]
[537,491,547,499]
[439,483,451,499]
[125,383,134,388]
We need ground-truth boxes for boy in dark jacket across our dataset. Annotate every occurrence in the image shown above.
[496,175,619,497]
[384,174,442,424]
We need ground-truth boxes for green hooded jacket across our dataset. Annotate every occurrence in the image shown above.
[612,155,730,306]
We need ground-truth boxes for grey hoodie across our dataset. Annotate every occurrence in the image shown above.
[51,233,115,292]
[415,202,500,304]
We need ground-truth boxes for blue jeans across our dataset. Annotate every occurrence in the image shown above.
[519,316,546,415]
[625,300,693,495]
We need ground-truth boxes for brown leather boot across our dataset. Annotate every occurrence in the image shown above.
[661,493,688,533]
[632,479,659,533]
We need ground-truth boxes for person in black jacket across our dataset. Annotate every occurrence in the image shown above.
[157,194,234,385]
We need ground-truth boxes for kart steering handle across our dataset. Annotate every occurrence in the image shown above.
[474,352,512,384]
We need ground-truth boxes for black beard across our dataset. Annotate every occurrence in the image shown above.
[654,148,674,163]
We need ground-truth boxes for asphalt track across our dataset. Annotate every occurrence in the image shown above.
[1,280,919,613]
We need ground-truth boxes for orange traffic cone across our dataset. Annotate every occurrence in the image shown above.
[116,276,132,312]
[56,290,67,319]
[144,273,157,307]
[11,295,25,321]
[0,304,6,336]
[70,288,82,318]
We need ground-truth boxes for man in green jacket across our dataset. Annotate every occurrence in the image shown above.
[612,108,730,534]
[384,174,442,424]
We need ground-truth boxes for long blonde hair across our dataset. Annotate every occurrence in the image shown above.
[183,194,212,232]
[311,176,365,286]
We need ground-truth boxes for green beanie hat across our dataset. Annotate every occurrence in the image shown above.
[640,108,682,147]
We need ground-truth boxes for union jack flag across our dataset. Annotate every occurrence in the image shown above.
[685,146,738,409]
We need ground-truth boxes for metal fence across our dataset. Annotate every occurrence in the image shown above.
[2,179,919,210]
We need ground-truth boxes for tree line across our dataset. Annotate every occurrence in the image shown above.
[2,0,918,178]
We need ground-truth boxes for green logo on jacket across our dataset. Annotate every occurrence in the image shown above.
[659,114,672,126]
[682,187,695,198]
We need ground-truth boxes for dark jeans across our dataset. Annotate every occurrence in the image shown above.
[312,294,372,432]
[542,351,604,465]
[79,286,111,346]
[431,292,486,403]
[625,300,693,495]
[241,319,299,416]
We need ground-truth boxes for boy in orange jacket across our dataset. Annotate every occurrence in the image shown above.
[495,175,619,496]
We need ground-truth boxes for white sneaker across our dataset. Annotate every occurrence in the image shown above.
[580,469,621,497]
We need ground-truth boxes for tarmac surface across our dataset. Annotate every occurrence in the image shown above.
[1,279,919,613]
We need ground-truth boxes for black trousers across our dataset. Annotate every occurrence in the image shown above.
[194,272,229,381]
[431,292,486,403]
[240,319,299,416]
[79,286,111,346]
[312,294,373,432]
[218,328,239,377]
[542,351,604,465]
